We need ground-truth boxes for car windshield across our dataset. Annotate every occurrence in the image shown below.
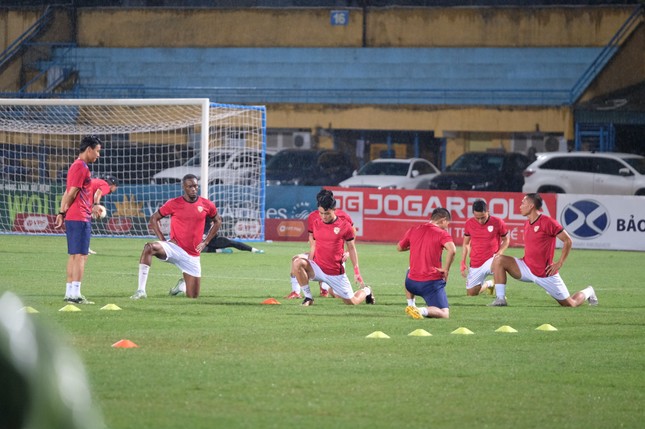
[450,153,503,172]
[358,161,409,176]
[622,157,645,174]
[184,152,234,168]
[267,151,317,171]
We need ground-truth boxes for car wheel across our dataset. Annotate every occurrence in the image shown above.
[537,186,565,194]
[635,189,645,196]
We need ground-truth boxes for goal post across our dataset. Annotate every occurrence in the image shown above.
[0,98,266,240]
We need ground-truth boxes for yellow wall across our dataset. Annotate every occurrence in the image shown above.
[579,22,645,102]
[76,7,634,48]
[368,7,634,47]
[77,9,363,47]
[264,104,574,139]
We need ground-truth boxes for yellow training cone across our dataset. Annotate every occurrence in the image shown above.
[495,325,518,333]
[535,323,558,331]
[366,331,390,339]
[100,304,122,311]
[408,329,432,337]
[451,327,474,335]
[59,304,81,312]
[20,306,39,314]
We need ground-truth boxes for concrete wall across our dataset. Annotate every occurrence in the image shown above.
[76,6,634,48]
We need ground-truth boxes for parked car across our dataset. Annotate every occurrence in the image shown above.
[522,151,645,195]
[428,151,530,192]
[339,158,440,189]
[151,148,262,185]
[265,149,354,186]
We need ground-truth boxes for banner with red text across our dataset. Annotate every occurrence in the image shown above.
[327,187,557,246]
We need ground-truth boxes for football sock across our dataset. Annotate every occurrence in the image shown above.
[65,282,72,297]
[362,286,371,296]
[71,281,81,298]
[320,282,330,291]
[290,276,301,294]
[419,307,429,317]
[580,286,593,300]
[302,285,312,299]
[495,284,506,299]
[138,264,150,292]
[407,298,416,306]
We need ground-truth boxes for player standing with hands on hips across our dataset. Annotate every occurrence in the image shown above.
[489,193,598,307]
[291,191,374,306]
[55,135,103,304]
[130,174,220,299]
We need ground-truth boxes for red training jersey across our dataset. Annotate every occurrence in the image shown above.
[307,208,353,233]
[159,196,218,257]
[398,222,454,281]
[65,159,92,222]
[522,214,563,277]
[464,215,508,268]
[311,216,355,275]
[90,178,112,199]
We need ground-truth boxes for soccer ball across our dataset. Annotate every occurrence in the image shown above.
[93,205,107,219]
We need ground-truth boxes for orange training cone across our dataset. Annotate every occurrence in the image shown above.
[112,339,138,348]
[261,298,281,305]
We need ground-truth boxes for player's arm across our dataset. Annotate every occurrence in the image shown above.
[308,232,316,259]
[460,235,471,277]
[546,229,572,276]
[91,188,105,218]
[346,239,364,286]
[198,214,222,252]
[55,188,80,228]
[148,211,166,241]
[440,241,457,281]
[496,234,510,256]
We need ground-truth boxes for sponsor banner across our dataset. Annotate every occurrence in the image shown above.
[327,187,556,246]
[265,218,308,241]
[264,186,321,241]
[557,194,645,251]
[13,213,63,234]
[265,186,320,220]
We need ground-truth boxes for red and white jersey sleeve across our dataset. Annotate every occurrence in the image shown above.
[65,159,92,222]
[522,214,563,277]
[464,216,508,268]
[160,196,217,257]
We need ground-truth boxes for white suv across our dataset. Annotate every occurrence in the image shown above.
[522,152,645,195]
[152,148,262,185]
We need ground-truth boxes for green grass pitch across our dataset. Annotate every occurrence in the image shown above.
[1,235,644,429]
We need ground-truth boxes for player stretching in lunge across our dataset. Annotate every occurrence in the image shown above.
[131,174,220,299]
[461,199,509,296]
[489,193,598,307]
[291,191,374,306]
[285,189,353,300]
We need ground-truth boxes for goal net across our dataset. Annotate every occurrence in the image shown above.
[0,98,266,240]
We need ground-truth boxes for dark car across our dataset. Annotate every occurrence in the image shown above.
[266,149,355,186]
[429,151,530,192]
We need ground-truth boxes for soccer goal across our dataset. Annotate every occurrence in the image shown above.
[0,98,266,240]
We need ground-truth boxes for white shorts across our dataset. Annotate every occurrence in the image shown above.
[308,260,354,300]
[159,241,201,277]
[466,256,494,289]
[515,258,570,301]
